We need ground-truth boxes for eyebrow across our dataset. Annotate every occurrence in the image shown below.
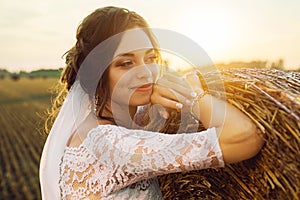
[116,48,155,57]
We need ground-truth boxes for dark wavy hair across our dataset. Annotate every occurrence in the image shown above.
[45,6,161,133]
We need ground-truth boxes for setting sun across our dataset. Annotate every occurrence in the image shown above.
[178,8,236,60]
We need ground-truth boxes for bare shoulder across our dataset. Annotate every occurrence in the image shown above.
[67,131,84,148]
[67,113,100,148]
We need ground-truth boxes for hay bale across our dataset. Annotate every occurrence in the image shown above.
[154,68,299,199]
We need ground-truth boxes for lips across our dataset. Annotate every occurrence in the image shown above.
[132,83,153,92]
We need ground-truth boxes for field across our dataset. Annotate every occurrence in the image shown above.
[0,77,58,199]
[0,70,298,199]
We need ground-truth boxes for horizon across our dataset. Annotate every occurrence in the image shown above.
[1,0,300,72]
[0,57,295,73]
[2,58,297,74]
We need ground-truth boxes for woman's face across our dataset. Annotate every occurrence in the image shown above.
[108,29,159,107]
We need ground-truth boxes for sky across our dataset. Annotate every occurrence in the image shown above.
[1,0,300,72]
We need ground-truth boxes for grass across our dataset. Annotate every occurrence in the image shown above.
[0,77,58,199]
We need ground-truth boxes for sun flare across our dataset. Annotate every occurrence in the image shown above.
[177,9,238,64]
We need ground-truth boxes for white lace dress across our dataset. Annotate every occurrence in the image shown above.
[59,125,224,199]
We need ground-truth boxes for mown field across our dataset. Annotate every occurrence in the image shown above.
[0,77,58,199]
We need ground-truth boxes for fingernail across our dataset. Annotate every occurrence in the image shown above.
[159,110,169,119]
[162,112,169,119]
[185,99,191,105]
[175,103,183,109]
[190,92,197,98]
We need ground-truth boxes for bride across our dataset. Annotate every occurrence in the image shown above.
[39,6,264,199]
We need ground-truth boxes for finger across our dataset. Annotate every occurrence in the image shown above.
[162,73,189,87]
[158,109,170,119]
[184,72,204,93]
[153,84,178,101]
[149,104,169,119]
[156,78,195,98]
[153,84,191,106]
[151,93,183,111]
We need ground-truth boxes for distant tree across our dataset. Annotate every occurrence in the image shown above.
[0,68,10,77]
[19,70,29,77]
[249,61,267,68]
[28,74,36,79]
[270,59,284,70]
[29,68,61,78]
[0,68,9,73]
[216,60,268,69]
[11,73,20,81]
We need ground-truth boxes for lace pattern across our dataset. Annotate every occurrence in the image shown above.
[59,125,224,199]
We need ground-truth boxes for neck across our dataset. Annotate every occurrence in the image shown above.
[99,101,137,128]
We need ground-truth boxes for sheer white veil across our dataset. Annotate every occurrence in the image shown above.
[39,80,91,199]
[39,30,122,199]
[39,28,156,199]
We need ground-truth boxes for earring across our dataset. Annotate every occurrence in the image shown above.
[94,96,100,114]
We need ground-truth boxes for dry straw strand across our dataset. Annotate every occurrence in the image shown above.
[155,68,299,200]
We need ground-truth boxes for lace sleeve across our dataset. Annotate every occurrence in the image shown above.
[83,125,224,196]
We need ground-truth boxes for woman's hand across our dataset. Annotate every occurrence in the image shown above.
[150,71,203,117]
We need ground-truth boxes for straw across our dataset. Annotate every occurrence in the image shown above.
[152,68,299,199]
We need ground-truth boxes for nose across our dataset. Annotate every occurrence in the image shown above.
[136,63,152,79]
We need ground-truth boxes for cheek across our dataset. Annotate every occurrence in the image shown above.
[109,77,116,94]
[150,64,159,81]
[109,72,131,98]
[109,75,122,98]
[110,78,123,97]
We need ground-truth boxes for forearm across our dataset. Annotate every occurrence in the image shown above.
[195,94,251,133]
[193,94,227,129]
[194,94,265,163]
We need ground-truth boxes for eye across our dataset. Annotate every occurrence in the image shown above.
[145,54,158,64]
[117,59,134,67]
